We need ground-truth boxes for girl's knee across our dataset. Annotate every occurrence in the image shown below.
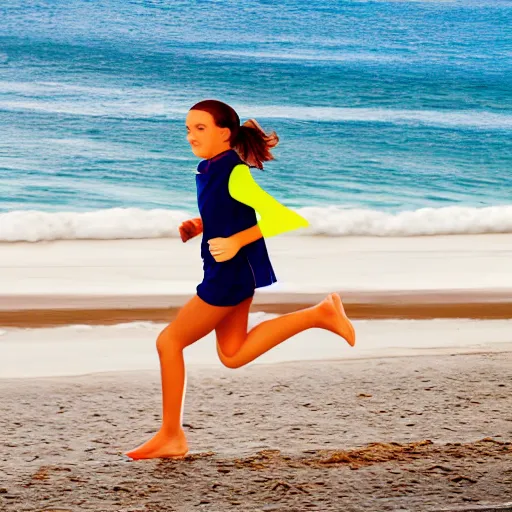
[216,348,242,369]
[156,324,179,356]
[156,331,167,356]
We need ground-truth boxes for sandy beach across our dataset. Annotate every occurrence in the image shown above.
[1,234,511,510]
[1,353,511,511]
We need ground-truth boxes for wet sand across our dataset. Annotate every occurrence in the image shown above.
[1,291,512,328]
[1,352,511,511]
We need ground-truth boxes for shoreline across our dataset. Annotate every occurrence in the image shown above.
[2,234,511,327]
[1,292,511,327]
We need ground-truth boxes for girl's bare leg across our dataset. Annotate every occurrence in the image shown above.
[216,293,355,369]
[125,295,237,460]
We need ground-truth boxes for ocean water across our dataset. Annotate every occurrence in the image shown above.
[1,0,511,241]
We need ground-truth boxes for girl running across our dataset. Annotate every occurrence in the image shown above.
[125,100,355,460]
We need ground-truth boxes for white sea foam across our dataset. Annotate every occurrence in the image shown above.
[1,205,511,242]
[0,208,189,242]
[299,205,512,236]
[203,49,408,63]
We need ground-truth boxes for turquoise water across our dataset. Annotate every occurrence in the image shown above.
[0,0,511,240]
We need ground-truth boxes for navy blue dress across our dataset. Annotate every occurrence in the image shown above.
[195,149,277,307]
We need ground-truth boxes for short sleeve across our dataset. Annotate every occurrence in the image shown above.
[228,164,309,238]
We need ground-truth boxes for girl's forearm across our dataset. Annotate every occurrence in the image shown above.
[230,224,263,248]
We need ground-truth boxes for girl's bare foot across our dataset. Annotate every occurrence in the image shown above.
[125,428,188,460]
[316,293,356,346]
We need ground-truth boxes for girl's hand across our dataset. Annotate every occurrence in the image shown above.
[208,236,241,262]
[179,218,203,243]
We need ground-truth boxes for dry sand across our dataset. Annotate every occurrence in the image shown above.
[1,352,511,511]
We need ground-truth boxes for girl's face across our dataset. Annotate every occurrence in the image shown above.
[186,110,231,160]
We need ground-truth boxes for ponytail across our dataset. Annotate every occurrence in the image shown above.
[233,119,279,170]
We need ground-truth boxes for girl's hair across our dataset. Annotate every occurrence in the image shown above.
[189,99,279,169]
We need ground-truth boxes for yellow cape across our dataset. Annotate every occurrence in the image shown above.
[228,164,309,238]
